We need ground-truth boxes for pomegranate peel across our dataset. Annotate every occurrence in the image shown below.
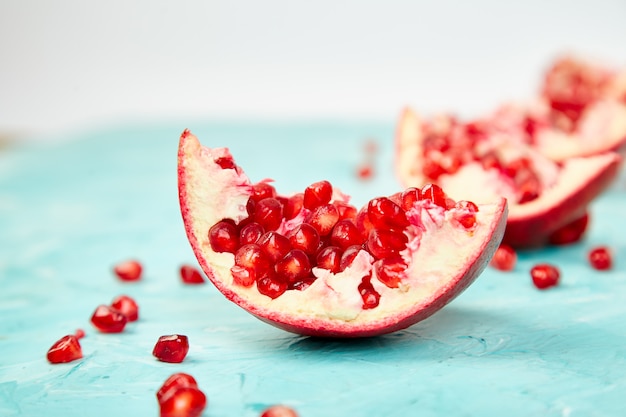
[178,130,508,337]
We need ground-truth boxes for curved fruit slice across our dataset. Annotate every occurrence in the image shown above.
[395,107,622,248]
[178,130,508,337]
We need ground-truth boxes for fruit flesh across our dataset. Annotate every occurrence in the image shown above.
[178,130,508,337]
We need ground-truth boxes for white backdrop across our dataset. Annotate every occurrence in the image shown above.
[1,0,625,138]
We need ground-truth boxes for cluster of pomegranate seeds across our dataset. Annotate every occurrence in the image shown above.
[489,244,518,272]
[90,294,139,333]
[530,263,561,289]
[179,264,206,284]
[208,178,478,307]
[46,333,84,364]
[113,259,143,281]
[260,405,299,417]
[153,334,190,363]
[157,373,207,417]
[588,246,612,270]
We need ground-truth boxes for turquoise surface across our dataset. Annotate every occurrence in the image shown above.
[1,122,625,417]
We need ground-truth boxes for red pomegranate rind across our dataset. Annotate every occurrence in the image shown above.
[178,131,508,337]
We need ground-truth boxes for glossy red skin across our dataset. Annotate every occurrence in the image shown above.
[47,335,83,364]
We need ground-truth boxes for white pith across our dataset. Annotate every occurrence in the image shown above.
[179,132,507,333]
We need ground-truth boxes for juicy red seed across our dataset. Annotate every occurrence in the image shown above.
[588,246,612,270]
[308,204,340,236]
[373,257,407,288]
[74,328,86,339]
[153,334,190,363]
[548,212,590,245]
[287,223,321,255]
[209,220,239,253]
[257,231,292,263]
[157,373,198,403]
[356,163,374,180]
[367,197,410,230]
[275,249,312,284]
[517,176,541,204]
[253,198,284,231]
[230,265,256,287]
[366,229,408,260]
[355,207,375,241]
[46,335,83,364]
[455,200,478,212]
[316,246,343,273]
[330,219,362,250]
[234,244,271,278]
[358,275,380,310]
[283,193,304,220]
[334,201,357,220]
[239,222,265,246]
[251,182,277,202]
[215,156,236,169]
[303,180,333,210]
[110,294,139,321]
[421,184,448,208]
[257,272,288,299]
[400,187,421,211]
[179,264,206,284]
[339,245,363,271]
[531,264,561,289]
[90,305,128,333]
[158,386,207,417]
[260,405,300,417]
[489,244,517,272]
[113,259,143,281]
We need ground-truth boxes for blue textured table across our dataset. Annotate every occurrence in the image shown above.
[1,122,625,416]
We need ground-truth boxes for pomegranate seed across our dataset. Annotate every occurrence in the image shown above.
[157,373,198,403]
[367,197,409,230]
[251,182,277,202]
[334,201,357,220]
[489,244,517,271]
[548,212,589,245]
[303,180,333,210]
[455,200,478,212]
[358,275,380,309]
[282,193,304,220]
[47,335,83,364]
[230,265,256,287]
[257,272,288,299]
[275,249,312,284]
[400,187,421,211]
[287,223,320,255]
[253,198,284,231]
[214,156,236,170]
[373,257,407,288]
[316,246,343,273]
[113,259,143,281]
[356,163,374,180]
[179,264,205,284]
[366,229,408,260]
[153,334,190,363]
[209,220,239,253]
[234,244,271,279]
[260,405,300,417]
[110,294,139,321]
[588,246,612,270]
[355,207,375,240]
[239,222,265,246]
[421,184,448,208]
[74,328,86,339]
[257,231,292,263]
[90,305,128,333]
[340,245,363,271]
[308,204,340,236]
[330,219,362,250]
[530,264,560,289]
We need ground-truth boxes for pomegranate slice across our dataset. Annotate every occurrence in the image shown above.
[46,335,83,364]
[395,107,622,248]
[177,131,508,337]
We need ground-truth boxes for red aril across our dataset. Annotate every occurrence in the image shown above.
[90,305,128,333]
[489,244,517,272]
[178,131,508,337]
[157,373,199,403]
[113,259,143,281]
[530,264,561,289]
[588,246,612,270]
[157,373,206,417]
[46,335,83,364]
[180,264,206,284]
[110,294,139,321]
[153,334,190,363]
[260,405,299,417]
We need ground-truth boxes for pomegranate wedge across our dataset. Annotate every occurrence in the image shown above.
[177,130,508,337]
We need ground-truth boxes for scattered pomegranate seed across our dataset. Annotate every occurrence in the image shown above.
[74,328,86,339]
[179,265,206,284]
[153,334,190,363]
[47,335,83,364]
[90,305,128,333]
[260,405,300,417]
[356,163,374,180]
[530,264,560,289]
[588,246,612,270]
[489,244,517,272]
[157,373,207,417]
[110,294,139,321]
[113,259,143,281]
